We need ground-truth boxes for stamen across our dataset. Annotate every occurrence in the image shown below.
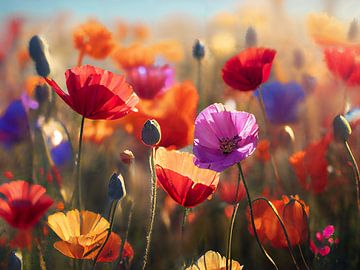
[219,135,241,154]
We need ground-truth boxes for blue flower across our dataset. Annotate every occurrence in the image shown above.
[254,81,305,124]
[0,99,30,148]
[50,141,73,167]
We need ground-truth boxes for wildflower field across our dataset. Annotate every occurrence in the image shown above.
[0,0,360,269]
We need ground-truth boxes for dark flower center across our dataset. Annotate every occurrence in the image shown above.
[219,135,241,154]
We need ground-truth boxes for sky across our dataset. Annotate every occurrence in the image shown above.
[1,0,359,23]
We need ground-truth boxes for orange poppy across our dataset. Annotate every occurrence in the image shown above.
[255,139,271,162]
[132,23,150,42]
[248,195,309,248]
[73,20,114,59]
[109,81,199,149]
[112,44,155,69]
[48,209,120,262]
[155,147,220,208]
[289,133,332,193]
[150,40,184,62]
[83,120,115,144]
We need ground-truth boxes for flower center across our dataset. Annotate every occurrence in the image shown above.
[219,135,241,154]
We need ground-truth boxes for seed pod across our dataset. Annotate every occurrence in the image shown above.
[141,119,161,146]
[120,149,135,165]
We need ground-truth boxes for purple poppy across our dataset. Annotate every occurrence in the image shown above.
[193,103,259,172]
[125,64,174,99]
[254,81,305,124]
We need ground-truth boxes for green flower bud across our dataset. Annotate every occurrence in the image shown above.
[141,119,161,146]
[333,114,352,142]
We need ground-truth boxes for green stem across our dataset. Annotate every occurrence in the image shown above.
[225,163,242,270]
[76,116,85,210]
[252,197,301,270]
[238,163,279,270]
[142,147,157,270]
[117,199,134,268]
[92,200,118,270]
[298,245,311,270]
[344,140,360,216]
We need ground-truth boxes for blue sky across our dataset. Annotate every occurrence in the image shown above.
[1,0,359,24]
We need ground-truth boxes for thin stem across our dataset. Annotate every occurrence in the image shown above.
[238,163,279,270]
[257,88,283,190]
[226,164,242,270]
[142,147,157,270]
[252,197,301,270]
[197,59,204,111]
[344,140,360,216]
[92,200,119,270]
[76,116,85,210]
[117,199,134,268]
[298,245,311,270]
[181,207,189,242]
[77,49,85,67]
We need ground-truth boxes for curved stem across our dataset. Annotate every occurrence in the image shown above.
[298,245,311,270]
[344,140,360,216]
[142,147,157,270]
[225,163,242,270]
[238,163,279,270]
[252,197,301,270]
[76,116,85,210]
[92,200,119,270]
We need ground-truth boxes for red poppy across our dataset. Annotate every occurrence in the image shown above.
[0,180,53,230]
[248,195,309,248]
[324,46,360,86]
[154,147,219,208]
[289,133,332,193]
[222,47,277,91]
[45,65,139,120]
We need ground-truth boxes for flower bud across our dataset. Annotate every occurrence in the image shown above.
[120,149,135,165]
[245,26,257,48]
[293,48,305,70]
[35,84,50,104]
[28,35,50,77]
[348,19,358,41]
[8,251,21,270]
[141,119,161,146]
[333,114,352,142]
[192,39,205,60]
[108,173,126,200]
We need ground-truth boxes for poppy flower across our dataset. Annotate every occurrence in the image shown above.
[307,13,349,47]
[108,81,198,149]
[186,250,243,270]
[218,166,246,204]
[73,20,114,59]
[310,225,339,257]
[222,47,276,91]
[324,46,360,86]
[150,40,184,62]
[154,147,219,208]
[255,139,271,161]
[289,133,332,193]
[193,103,259,172]
[45,65,139,120]
[83,120,115,144]
[112,44,155,69]
[248,195,309,248]
[0,181,53,230]
[254,81,305,124]
[125,64,174,99]
[48,209,127,262]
